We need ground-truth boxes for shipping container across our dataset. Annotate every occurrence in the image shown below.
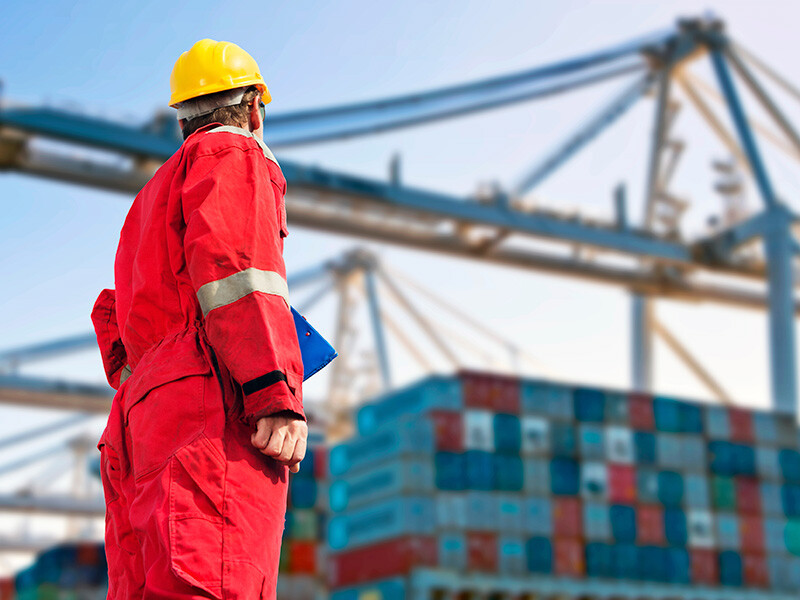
[329,458,435,512]
[578,424,604,460]
[583,502,610,540]
[605,426,634,464]
[519,416,549,455]
[520,381,572,419]
[633,431,657,465]
[523,497,553,536]
[497,536,526,576]
[610,504,636,542]
[326,536,436,588]
[629,393,655,430]
[437,532,466,571]
[580,462,607,500]
[461,371,520,413]
[687,509,715,548]
[356,376,461,435]
[573,388,605,422]
[605,392,629,423]
[608,464,636,504]
[707,406,732,440]
[327,497,435,550]
[492,413,521,453]
[553,538,584,577]
[553,497,582,538]
[428,410,464,452]
[523,458,550,495]
[466,532,498,572]
[525,537,552,574]
[637,504,664,544]
[463,410,494,452]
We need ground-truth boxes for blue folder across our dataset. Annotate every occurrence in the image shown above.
[292,307,337,381]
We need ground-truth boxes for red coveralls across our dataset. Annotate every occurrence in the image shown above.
[91,123,305,600]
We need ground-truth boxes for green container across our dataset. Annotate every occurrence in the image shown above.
[785,519,800,555]
[36,584,59,600]
[711,476,736,510]
[279,541,291,573]
[289,509,319,540]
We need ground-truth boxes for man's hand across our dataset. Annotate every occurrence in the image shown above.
[251,412,308,473]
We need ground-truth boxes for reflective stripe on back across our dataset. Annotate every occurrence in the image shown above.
[207,125,280,167]
[197,267,289,317]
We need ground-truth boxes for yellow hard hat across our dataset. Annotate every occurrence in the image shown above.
[169,39,271,107]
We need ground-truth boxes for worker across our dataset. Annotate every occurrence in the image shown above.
[91,39,306,599]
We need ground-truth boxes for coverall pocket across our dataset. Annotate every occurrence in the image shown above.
[168,435,226,598]
[126,368,211,481]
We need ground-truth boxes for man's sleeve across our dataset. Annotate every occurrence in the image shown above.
[182,144,304,425]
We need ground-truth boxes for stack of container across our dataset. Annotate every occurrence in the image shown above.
[14,542,107,600]
[277,432,329,600]
[325,370,800,599]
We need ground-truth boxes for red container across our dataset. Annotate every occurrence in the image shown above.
[729,408,754,442]
[637,505,664,544]
[629,393,654,430]
[461,370,520,413]
[739,515,765,553]
[467,531,498,572]
[736,477,762,515]
[327,536,438,588]
[313,446,328,480]
[691,549,719,585]
[743,553,769,588]
[0,577,14,600]
[289,540,317,574]
[429,410,464,452]
[608,464,637,504]
[554,538,585,577]
[76,542,101,565]
[553,497,583,538]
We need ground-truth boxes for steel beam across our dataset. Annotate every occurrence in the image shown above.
[710,47,797,416]
[364,268,392,390]
[513,73,656,195]
[0,333,97,369]
[631,294,653,392]
[0,494,104,517]
[0,375,112,412]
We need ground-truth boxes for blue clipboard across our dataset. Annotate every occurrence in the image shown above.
[292,307,337,381]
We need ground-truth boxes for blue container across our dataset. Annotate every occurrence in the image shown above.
[499,536,526,575]
[295,447,315,478]
[497,495,525,532]
[550,423,577,457]
[330,458,436,512]
[664,508,688,546]
[679,403,704,433]
[289,477,317,509]
[330,577,407,600]
[754,411,779,443]
[657,434,682,470]
[764,517,787,553]
[356,376,462,435]
[465,450,495,490]
[438,532,467,571]
[494,454,524,491]
[329,418,434,476]
[524,458,551,495]
[719,551,743,587]
[605,392,629,423]
[780,449,800,483]
[436,493,467,530]
[465,492,498,529]
[685,474,711,509]
[550,458,580,495]
[706,406,731,439]
[613,544,639,580]
[493,413,522,453]
[733,443,756,476]
[583,502,610,540]
[666,547,691,584]
[653,397,681,432]
[525,537,553,573]
[435,451,466,491]
[716,513,741,549]
[610,505,636,542]
[585,542,612,578]
[762,481,784,516]
[579,425,605,460]
[520,381,572,419]
[520,416,550,455]
[637,468,660,504]
[327,496,435,550]
[757,447,781,480]
[657,471,684,506]
[523,497,553,536]
[680,438,706,472]
[638,546,667,582]
[782,484,800,517]
[633,432,657,465]
[574,388,605,422]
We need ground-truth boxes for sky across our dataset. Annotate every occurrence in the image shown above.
[1,0,800,570]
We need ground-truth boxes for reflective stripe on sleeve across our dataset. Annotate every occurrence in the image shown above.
[197,268,289,316]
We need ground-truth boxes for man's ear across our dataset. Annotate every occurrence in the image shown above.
[248,101,260,132]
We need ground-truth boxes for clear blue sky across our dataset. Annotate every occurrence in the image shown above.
[2,0,800,411]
